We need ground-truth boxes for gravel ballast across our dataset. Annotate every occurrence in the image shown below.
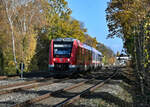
[0,78,84,107]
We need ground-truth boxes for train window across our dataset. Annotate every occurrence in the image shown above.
[98,55,100,61]
[92,52,96,61]
[53,42,73,58]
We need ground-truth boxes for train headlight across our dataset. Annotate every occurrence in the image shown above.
[53,58,56,61]
[67,59,70,62]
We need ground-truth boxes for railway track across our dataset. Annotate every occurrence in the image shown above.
[0,77,70,96]
[0,79,39,90]
[8,71,118,107]
[0,77,85,107]
[0,76,19,80]
[54,72,117,107]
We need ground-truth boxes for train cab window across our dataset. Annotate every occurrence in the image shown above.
[92,52,95,61]
[53,42,73,58]
[98,55,100,61]
[96,54,98,61]
[99,55,102,61]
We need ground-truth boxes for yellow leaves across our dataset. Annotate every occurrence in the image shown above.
[144,49,149,59]
[146,55,149,61]
[144,23,150,44]
[144,63,147,68]
[48,14,86,42]
[8,60,15,66]
[21,34,37,71]
[145,36,150,42]
[144,49,148,53]
[144,22,150,28]
[145,30,150,34]
[108,57,116,64]
[144,47,150,69]
[142,17,150,71]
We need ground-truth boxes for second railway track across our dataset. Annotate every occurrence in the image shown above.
[0,78,69,95]
[8,71,118,107]
[0,77,85,107]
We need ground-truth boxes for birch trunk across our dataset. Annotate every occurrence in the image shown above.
[2,0,18,70]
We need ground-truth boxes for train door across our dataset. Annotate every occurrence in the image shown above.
[82,48,84,71]
[84,49,87,71]
[88,50,91,69]
[92,52,96,69]
[76,46,81,68]
[77,47,82,70]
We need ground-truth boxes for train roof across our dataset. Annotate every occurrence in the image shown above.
[52,38,102,55]
[82,44,102,55]
[53,38,77,42]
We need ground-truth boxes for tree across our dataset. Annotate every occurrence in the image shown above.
[106,0,150,94]
[96,43,115,65]
[1,0,18,71]
[0,0,47,73]
[116,51,120,57]
[14,0,46,71]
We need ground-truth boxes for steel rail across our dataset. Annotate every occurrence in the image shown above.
[0,76,7,80]
[10,80,89,107]
[0,77,53,90]
[0,80,37,90]
[10,70,118,107]
[0,78,68,95]
[53,72,117,107]
[0,82,49,95]
[0,76,19,80]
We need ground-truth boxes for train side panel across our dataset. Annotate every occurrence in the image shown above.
[49,40,54,71]
[48,38,102,74]
[69,40,78,71]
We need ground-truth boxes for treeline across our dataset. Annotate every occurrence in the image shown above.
[0,0,114,75]
[97,43,115,65]
[106,0,150,94]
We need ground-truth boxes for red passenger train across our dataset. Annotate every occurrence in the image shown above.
[49,38,102,74]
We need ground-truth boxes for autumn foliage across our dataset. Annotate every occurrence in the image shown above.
[106,0,150,94]
[0,0,114,75]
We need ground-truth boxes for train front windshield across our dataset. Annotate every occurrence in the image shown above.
[53,42,73,58]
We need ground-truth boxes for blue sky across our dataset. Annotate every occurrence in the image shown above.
[66,0,123,53]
